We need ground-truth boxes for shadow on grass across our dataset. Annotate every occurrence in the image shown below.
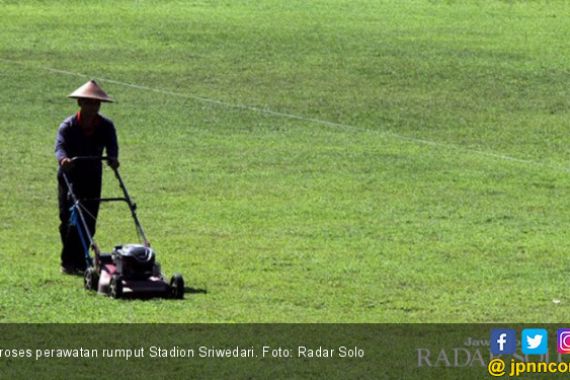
[185,287,207,295]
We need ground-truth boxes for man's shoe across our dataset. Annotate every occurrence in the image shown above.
[60,265,76,275]
[61,266,84,276]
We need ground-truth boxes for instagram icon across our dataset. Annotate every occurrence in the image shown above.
[558,329,570,354]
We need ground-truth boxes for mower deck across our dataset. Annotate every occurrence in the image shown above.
[88,253,183,299]
[98,264,171,297]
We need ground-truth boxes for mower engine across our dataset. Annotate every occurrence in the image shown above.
[112,244,156,280]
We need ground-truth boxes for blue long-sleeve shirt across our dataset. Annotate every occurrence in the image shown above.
[55,113,119,186]
[55,113,119,162]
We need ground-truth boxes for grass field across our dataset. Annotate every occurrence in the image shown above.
[1,0,570,322]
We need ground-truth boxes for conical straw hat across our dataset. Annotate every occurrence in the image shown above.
[68,80,113,102]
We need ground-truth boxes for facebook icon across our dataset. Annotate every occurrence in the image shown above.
[490,329,517,355]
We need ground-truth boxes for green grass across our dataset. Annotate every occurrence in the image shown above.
[1,0,570,322]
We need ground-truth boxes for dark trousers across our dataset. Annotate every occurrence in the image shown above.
[58,170,102,270]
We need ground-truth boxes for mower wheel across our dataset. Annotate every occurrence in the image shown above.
[84,267,99,291]
[170,274,185,299]
[110,275,123,299]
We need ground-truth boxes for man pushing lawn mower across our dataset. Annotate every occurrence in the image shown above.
[55,80,184,298]
[55,80,119,275]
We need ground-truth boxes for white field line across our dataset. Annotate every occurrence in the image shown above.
[2,57,569,173]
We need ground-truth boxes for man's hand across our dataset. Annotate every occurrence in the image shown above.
[108,158,120,169]
[59,157,74,170]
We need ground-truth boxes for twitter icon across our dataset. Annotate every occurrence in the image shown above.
[522,329,548,355]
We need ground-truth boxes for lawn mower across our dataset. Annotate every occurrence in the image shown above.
[62,156,185,299]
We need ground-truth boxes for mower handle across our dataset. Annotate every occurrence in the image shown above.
[70,156,119,169]
[70,156,112,162]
